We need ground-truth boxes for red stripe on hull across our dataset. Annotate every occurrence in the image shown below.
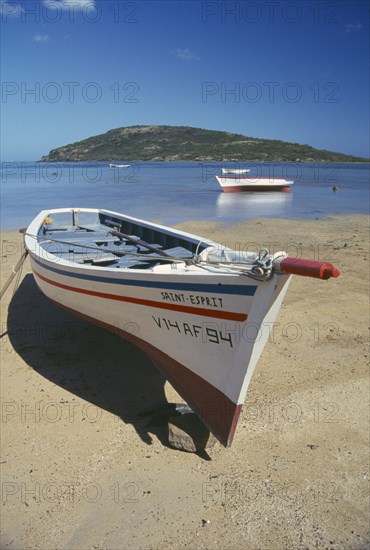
[58,303,242,447]
[33,269,247,322]
[222,185,291,193]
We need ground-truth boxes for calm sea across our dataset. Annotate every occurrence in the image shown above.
[0,161,369,230]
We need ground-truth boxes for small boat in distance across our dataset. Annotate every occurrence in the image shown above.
[109,163,130,169]
[221,168,250,175]
[216,175,294,193]
[24,208,339,447]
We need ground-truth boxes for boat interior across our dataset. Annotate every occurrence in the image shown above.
[38,210,209,270]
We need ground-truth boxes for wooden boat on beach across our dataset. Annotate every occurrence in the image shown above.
[216,175,294,193]
[24,208,340,447]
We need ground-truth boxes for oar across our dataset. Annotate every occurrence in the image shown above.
[0,249,28,300]
[26,234,188,263]
[109,229,175,258]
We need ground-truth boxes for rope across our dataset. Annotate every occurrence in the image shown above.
[12,248,26,298]
[251,248,273,278]
[0,249,29,301]
[194,248,287,281]
[194,260,271,281]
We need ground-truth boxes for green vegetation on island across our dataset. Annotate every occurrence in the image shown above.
[40,125,368,163]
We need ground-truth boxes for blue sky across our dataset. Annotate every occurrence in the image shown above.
[1,0,369,159]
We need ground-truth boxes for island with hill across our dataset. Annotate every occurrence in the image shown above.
[40,125,368,163]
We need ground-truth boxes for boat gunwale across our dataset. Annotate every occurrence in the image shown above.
[24,208,225,277]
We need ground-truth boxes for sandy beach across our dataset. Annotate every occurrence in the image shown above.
[1,214,369,549]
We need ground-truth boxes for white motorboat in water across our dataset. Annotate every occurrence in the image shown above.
[216,175,294,192]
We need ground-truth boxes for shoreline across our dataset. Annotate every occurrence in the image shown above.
[1,214,369,549]
[6,159,370,164]
[1,212,369,234]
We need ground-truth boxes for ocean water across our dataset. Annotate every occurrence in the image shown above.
[0,161,369,230]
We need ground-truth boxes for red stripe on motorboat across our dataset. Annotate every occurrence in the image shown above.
[59,303,243,447]
[220,176,290,180]
[222,185,291,193]
[33,269,248,322]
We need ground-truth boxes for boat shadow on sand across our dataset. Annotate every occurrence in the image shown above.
[7,274,182,449]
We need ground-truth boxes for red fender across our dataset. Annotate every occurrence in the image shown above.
[275,257,340,279]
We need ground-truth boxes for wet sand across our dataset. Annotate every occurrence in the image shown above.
[0,214,369,549]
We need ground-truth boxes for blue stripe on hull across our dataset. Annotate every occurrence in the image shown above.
[32,256,257,296]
